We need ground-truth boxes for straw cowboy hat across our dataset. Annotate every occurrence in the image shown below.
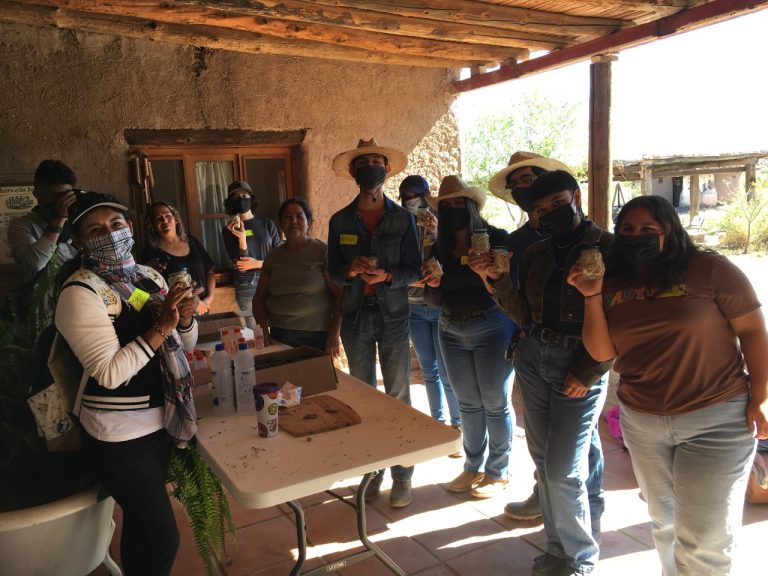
[331,138,408,180]
[489,151,572,205]
[427,175,487,211]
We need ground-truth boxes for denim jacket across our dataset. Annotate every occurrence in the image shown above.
[492,220,614,387]
[328,195,421,322]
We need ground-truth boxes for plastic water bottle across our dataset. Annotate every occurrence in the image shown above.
[234,341,256,412]
[210,343,235,416]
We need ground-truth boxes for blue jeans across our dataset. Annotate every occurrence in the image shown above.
[438,307,515,480]
[270,326,327,352]
[341,305,413,481]
[513,332,608,571]
[621,396,755,576]
[236,270,258,330]
[409,303,461,427]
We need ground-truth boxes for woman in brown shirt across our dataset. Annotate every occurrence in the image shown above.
[569,195,768,576]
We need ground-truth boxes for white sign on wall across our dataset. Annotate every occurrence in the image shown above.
[0,185,36,265]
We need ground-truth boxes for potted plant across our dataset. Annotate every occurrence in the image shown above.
[0,261,235,576]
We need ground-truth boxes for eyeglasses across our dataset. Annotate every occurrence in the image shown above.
[505,173,537,190]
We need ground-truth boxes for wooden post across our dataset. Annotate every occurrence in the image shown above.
[588,53,617,229]
[745,162,756,201]
[689,173,700,222]
[641,165,653,195]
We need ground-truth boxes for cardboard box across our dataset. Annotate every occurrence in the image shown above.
[236,346,338,413]
[197,312,245,345]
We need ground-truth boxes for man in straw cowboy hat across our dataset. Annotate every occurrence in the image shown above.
[481,153,606,531]
[482,169,613,576]
[327,139,421,508]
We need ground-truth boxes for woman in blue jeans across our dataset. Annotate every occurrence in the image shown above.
[425,175,514,498]
[399,175,461,430]
[570,196,767,576]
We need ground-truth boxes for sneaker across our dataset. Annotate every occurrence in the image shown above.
[364,470,385,502]
[389,479,412,508]
[504,492,542,520]
[531,553,566,576]
[447,471,484,492]
[470,476,509,499]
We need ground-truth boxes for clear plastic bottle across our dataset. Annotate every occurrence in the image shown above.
[234,341,256,412]
[210,343,235,416]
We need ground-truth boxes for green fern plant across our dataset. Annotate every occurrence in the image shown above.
[167,442,237,575]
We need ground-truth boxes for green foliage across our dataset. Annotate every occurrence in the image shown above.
[462,90,587,195]
[168,444,236,575]
[719,177,768,253]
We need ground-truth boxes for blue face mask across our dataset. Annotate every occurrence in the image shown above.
[85,227,135,265]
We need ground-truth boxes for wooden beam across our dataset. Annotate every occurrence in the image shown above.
[588,54,617,228]
[453,0,768,92]
[618,166,750,179]
[253,0,630,37]
[124,129,306,147]
[689,173,700,220]
[745,162,757,196]
[0,1,469,68]
[23,0,528,64]
[176,0,576,52]
[641,166,653,195]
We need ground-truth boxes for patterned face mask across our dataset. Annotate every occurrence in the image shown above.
[84,227,135,265]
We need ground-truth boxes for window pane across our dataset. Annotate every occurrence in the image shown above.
[195,161,234,214]
[195,161,234,269]
[200,216,230,269]
[245,158,287,222]
[151,159,188,225]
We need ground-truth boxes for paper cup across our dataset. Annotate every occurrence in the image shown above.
[252,383,280,437]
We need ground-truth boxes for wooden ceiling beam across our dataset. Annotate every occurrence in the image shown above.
[453,0,768,92]
[202,0,630,39]
[23,0,528,64]
[0,1,471,68]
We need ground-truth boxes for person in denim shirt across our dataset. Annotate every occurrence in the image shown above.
[487,171,613,576]
[327,139,421,508]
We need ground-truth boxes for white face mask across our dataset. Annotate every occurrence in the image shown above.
[404,197,426,214]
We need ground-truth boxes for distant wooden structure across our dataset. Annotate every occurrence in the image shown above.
[613,152,768,219]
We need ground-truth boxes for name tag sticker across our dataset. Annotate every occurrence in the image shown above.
[460,255,469,265]
[128,288,150,311]
[245,229,254,237]
[340,234,358,246]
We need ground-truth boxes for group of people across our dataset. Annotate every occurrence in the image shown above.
[8,143,767,576]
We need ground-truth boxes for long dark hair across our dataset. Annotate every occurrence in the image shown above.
[144,201,188,248]
[436,198,489,260]
[607,195,702,293]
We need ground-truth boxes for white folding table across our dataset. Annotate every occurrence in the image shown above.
[196,365,461,575]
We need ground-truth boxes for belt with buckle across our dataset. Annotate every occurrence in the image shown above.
[528,324,581,349]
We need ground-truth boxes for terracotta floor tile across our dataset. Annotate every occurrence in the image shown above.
[221,516,305,576]
[303,497,389,548]
[411,566,461,576]
[445,535,542,575]
[335,534,440,576]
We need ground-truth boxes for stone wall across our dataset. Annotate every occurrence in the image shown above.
[0,22,461,296]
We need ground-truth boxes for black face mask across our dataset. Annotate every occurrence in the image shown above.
[354,165,387,190]
[226,196,252,215]
[615,234,662,268]
[539,203,579,236]
[441,207,470,231]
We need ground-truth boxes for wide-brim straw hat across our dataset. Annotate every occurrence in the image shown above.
[427,175,487,211]
[489,151,572,204]
[332,138,408,180]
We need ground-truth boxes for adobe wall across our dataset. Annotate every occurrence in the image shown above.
[0,22,461,242]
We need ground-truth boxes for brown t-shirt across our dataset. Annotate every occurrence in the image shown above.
[605,252,760,415]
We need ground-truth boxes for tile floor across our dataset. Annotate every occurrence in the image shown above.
[92,380,768,576]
